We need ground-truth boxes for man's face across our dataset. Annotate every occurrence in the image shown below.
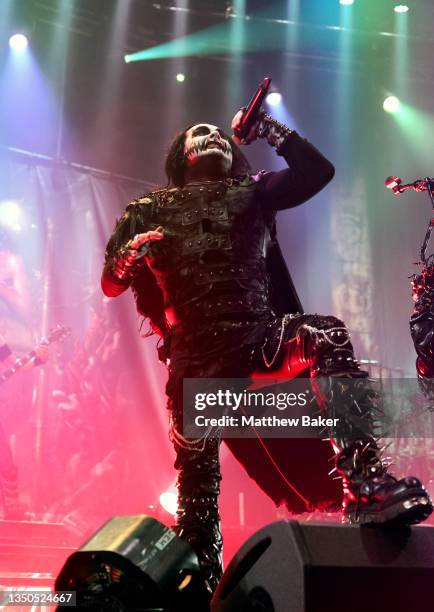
[183,124,233,173]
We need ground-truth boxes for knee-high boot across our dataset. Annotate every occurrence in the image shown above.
[279,315,433,525]
[171,428,223,594]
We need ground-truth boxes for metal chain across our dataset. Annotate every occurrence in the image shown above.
[169,412,216,452]
[298,325,350,348]
[261,314,293,368]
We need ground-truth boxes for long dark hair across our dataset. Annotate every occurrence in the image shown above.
[165,124,251,187]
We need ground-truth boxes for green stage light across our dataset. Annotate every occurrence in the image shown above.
[394,5,409,13]
[176,73,185,82]
[124,19,281,64]
[339,0,354,5]
[383,96,400,113]
[393,103,434,155]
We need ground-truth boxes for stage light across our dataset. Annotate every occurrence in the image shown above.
[394,5,409,13]
[55,516,209,609]
[176,73,185,82]
[160,491,178,516]
[339,0,354,5]
[9,33,28,51]
[383,96,401,113]
[266,92,282,107]
[124,54,131,63]
[0,201,23,231]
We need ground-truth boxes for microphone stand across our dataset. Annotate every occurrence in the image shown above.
[386,175,434,402]
[420,179,434,266]
[385,176,434,264]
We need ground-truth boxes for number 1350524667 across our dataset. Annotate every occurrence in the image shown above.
[0,590,76,607]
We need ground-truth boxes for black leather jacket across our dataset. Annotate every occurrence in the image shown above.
[102,132,334,344]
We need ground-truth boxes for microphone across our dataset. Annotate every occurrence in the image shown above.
[233,77,272,141]
[134,243,151,260]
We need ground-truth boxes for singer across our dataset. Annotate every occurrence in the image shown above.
[102,108,432,593]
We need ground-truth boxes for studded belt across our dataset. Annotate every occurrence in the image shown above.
[180,291,270,319]
[182,233,231,255]
[193,262,265,285]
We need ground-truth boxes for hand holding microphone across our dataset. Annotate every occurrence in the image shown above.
[232,77,272,145]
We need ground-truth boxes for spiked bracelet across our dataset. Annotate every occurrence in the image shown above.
[111,243,146,282]
[257,113,293,153]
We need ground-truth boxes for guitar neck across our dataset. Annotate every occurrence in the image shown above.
[0,350,37,383]
[0,325,69,385]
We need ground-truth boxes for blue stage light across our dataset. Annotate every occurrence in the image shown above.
[9,34,28,51]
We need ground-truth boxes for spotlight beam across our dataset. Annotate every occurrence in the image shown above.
[132,3,430,52]
[125,16,419,65]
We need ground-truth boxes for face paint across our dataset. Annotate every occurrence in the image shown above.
[184,124,233,173]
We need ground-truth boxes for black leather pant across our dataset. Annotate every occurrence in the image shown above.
[167,312,376,591]
[169,396,223,593]
[262,314,378,450]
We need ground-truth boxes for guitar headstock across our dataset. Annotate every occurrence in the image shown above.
[43,325,72,345]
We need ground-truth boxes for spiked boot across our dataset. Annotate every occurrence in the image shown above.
[174,492,223,593]
[286,316,434,526]
[171,432,223,594]
[311,364,433,526]
[336,440,432,525]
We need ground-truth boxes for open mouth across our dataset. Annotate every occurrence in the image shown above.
[206,139,231,154]
[185,139,231,160]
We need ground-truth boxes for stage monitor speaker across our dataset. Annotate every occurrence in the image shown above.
[211,520,434,612]
[55,515,209,610]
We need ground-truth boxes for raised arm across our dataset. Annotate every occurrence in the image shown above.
[232,111,335,210]
[257,126,335,210]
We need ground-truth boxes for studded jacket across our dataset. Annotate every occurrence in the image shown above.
[102,132,334,349]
